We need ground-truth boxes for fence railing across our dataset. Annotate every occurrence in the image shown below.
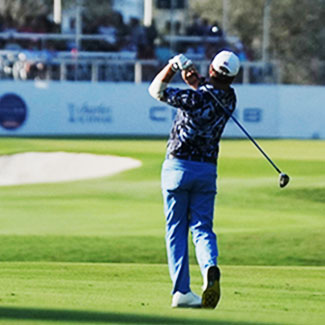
[0,31,282,83]
[0,49,280,84]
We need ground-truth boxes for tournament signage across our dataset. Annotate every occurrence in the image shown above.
[0,81,323,139]
[0,93,27,130]
[68,103,112,124]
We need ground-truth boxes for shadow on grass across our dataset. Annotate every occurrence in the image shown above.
[0,306,277,325]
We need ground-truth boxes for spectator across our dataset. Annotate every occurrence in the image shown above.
[128,17,147,52]
[18,16,35,33]
[201,18,212,36]
[97,15,118,49]
[186,14,205,36]
[0,14,5,32]
[19,15,56,34]
[114,12,129,49]
[146,19,158,47]
[162,20,171,36]
[2,15,17,34]
[136,20,158,59]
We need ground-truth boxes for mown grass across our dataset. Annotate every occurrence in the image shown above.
[0,138,324,266]
[0,138,324,324]
[0,263,324,325]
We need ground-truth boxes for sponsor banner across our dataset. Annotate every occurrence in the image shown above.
[223,85,280,138]
[0,93,28,130]
[279,85,325,139]
[0,81,324,139]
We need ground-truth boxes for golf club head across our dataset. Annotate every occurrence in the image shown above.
[279,173,290,188]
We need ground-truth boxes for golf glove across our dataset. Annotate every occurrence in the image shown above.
[169,54,193,72]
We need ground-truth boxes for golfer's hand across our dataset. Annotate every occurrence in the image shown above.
[169,54,193,72]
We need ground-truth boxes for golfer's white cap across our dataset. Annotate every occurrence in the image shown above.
[211,50,240,77]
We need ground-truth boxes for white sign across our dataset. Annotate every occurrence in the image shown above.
[0,81,324,139]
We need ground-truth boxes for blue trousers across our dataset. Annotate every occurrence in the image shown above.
[161,158,218,294]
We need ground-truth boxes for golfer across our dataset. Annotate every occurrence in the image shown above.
[148,50,240,308]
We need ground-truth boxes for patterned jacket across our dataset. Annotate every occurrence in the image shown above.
[163,81,237,161]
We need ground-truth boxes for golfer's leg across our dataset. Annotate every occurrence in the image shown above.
[189,189,218,276]
[161,159,191,294]
[163,189,190,294]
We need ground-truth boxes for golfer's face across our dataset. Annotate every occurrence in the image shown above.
[182,67,199,86]
[209,64,218,78]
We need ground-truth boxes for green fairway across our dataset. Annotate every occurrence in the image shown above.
[0,263,324,325]
[0,138,324,324]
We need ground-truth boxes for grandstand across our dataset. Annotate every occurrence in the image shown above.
[0,0,280,84]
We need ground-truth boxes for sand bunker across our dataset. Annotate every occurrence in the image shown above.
[0,152,142,186]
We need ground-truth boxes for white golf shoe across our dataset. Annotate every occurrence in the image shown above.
[171,291,202,308]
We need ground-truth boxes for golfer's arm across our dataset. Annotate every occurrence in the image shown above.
[148,63,176,101]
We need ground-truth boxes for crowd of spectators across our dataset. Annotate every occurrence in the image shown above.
[0,11,251,59]
[0,11,159,80]
[0,11,252,81]
[0,12,158,58]
[173,14,251,63]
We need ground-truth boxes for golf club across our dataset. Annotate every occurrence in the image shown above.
[203,85,290,188]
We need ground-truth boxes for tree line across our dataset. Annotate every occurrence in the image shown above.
[190,0,325,84]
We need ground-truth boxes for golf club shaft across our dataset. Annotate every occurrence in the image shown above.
[204,86,282,174]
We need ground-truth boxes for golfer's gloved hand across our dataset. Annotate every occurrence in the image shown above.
[169,54,193,72]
